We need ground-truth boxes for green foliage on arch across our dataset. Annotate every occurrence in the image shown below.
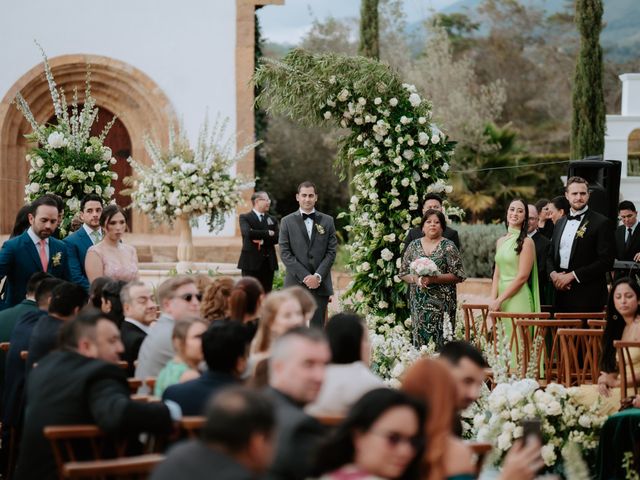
[254,49,454,334]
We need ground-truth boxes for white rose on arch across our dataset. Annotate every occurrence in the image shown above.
[408,93,421,107]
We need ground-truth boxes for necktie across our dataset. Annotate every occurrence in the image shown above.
[302,212,315,221]
[38,239,48,272]
[627,227,633,247]
[258,214,264,224]
[91,230,101,244]
[567,213,583,221]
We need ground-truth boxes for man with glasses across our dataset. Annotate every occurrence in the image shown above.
[238,191,279,292]
[120,281,158,375]
[134,275,201,390]
[527,204,551,304]
[615,201,640,265]
[401,193,460,256]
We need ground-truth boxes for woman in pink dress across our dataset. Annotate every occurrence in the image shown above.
[85,204,138,283]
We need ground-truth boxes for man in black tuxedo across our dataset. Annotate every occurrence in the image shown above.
[547,176,615,312]
[237,191,279,293]
[279,182,337,328]
[120,281,157,375]
[402,193,460,255]
[14,309,175,480]
[527,204,551,304]
[615,201,640,276]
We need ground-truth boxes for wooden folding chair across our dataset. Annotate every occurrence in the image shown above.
[62,453,164,479]
[514,319,582,383]
[180,416,205,439]
[461,304,490,347]
[556,329,604,387]
[467,442,492,476]
[488,312,551,376]
[145,377,156,392]
[614,340,640,400]
[554,312,606,327]
[587,319,607,329]
[0,342,10,352]
[127,378,142,394]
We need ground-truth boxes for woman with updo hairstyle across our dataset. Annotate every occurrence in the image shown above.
[229,277,264,340]
[201,276,235,322]
[85,204,138,283]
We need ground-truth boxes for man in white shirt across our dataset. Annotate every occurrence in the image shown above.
[63,194,103,291]
[547,176,615,312]
[120,281,158,374]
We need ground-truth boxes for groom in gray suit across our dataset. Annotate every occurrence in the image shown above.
[279,181,337,327]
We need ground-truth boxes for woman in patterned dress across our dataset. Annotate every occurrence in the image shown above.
[400,209,466,348]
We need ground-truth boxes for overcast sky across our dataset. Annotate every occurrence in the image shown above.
[257,0,459,44]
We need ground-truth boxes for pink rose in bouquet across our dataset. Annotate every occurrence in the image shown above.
[409,257,439,277]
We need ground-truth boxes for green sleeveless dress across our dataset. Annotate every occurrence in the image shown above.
[495,227,541,366]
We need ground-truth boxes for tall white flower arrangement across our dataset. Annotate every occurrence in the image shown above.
[127,117,257,231]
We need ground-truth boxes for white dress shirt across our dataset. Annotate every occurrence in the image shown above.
[252,209,264,223]
[27,227,49,260]
[559,206,588,273]
[82,223,103,245]
[299,208,316,239]
[625,220,639,242]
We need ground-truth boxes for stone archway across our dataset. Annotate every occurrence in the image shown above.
[0,54,177,234]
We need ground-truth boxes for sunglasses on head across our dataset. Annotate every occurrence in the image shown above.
[176,293,202,302]
[371,430,423,450]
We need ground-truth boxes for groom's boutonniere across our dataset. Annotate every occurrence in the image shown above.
[52,252,62,267]
[576,221,589,239]
[315,223,325,235]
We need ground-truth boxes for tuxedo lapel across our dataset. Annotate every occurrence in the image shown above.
[616,226,626,256]
[294,214,310,246]
[309,216,318,247]
[22,233,43,271]
[628,226,640,253]
[48,240,61,271]
[78,227,93,250]
[554,217,567,265]
[568,212,590,265]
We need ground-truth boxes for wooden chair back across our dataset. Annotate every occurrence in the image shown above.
[180,416,205,439]
[145,377,156,392]
[614,340,640,399]
[314,415,345,427]
[557,329,604,387]
[0,342,10,352]
[20,350,28,360]
[468,442,492,476]
[554,312,606,327]
[127,378,142,394]
[62,453,165,479]
[116,361,129,371]
[514,319,582,382]
[462,304,490,347]
[587,319,607,329]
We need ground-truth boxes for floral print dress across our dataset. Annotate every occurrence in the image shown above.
[400,238,466,348]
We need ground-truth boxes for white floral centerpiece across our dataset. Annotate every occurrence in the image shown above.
[14,44,116,237]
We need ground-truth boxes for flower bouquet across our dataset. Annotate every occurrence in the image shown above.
[410,257,439,277]
[14,44,116,237]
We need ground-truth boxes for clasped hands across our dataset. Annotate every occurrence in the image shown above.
[415,275,431,288]
[303,274,320,289]
[550,271,574,291]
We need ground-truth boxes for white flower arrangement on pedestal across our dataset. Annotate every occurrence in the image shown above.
[14,44,116,237]
[127,117,257,232]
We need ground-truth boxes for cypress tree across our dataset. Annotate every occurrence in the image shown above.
[570,0,605,159]
[359,0,379,59]
[254,12,268,187]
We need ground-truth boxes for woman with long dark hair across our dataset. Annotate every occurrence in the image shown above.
[229,276,264,339]
[312,388,425,480]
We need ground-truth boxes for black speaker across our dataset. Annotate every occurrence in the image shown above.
[567,158,621,222]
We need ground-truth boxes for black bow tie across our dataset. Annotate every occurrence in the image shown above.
[567,213,584,221]
[302,212,315,221]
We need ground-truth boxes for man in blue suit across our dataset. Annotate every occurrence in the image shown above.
[63,194,103,290]
[0,196,70,310]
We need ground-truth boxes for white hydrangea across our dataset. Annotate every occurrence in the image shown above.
[380,248,394,261]
[389,98,398,107]
[47,131,67,149]
[408,93,421,107]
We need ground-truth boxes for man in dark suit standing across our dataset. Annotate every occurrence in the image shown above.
[237,191,279,293]
[64,194,103,291]
[279,182,337,328]
[547,176,615,312]
[0,196,70,310]
[14,309,175,480]
[402,193,460,255]
[615,201,640,267]
[527,204,551,303]
[120,281,158,375]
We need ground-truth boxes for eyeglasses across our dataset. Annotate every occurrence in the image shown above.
[175,293,202,303]
[370,430,423,450]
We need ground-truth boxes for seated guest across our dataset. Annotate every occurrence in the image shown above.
[14,309,175,480]
[266,327,330,480]
[88,276,111,309]
[251,290,304,357]
[163,320,249,415]
[595,409,640,479]
[229,277,264,339]
[307,313,384,417]
[154,318,208,397]
[201,276,235,322]
[403,359,543,480]
[100,279,127,328]
[288,286,317,325]
[547,195,569,225]
[135,275,201,388]
[120,281,158,375]
[312,389,425,480]
[63,193,104,291]
[534,198,553,239]
[615,201,640,271]
[27,281,88,369]
[402,193,461,256]
[152,387,275,480]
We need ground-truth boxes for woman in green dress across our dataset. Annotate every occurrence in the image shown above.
[490,199,540,366]
[400,209,466,348]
